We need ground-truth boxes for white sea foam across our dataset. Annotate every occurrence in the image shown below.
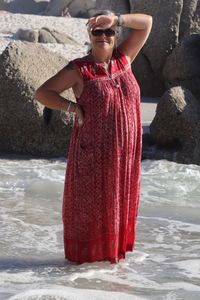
[170,260,200,279]
[7,286,144,300]
[0,271,39,285]
[0,158,200,300]
[141,160,200,209]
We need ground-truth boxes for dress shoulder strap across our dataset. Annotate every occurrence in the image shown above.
[114,48,130,71]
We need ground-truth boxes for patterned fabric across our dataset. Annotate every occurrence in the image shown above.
[62,48,142,264]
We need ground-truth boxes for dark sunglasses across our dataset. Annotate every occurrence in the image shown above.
[91,28,116,37]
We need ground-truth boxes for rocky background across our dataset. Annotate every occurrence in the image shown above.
[0,0,200,164]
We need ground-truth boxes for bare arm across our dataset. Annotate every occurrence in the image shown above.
[35,62,80,113]
[117,14,153,63]
[87,13,153,63]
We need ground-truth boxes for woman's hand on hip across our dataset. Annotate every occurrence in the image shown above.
[75,104,85,127]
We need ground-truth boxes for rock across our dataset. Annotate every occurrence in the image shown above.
[179,0,200,38]
[44,0,96,18]
[149,86,200,164]
[95,0,130,14]
[40,27,79,45]
[38,28,57,43]
[0,42,76,156]
[14,27,80,45]
[163,34,200,99]
[130,0,183,96]
[132,55,164,97]
[14,29,39,43]
[0,0,49,14]
[0,0,6,10]
[129,0,200,96]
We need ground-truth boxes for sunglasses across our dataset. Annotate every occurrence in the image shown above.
[91,28,116,37]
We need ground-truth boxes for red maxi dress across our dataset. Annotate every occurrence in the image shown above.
[62,48,142,264]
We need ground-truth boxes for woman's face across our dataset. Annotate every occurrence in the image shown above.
[89,25,118,52]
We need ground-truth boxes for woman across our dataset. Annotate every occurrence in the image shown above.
[35,10,153,264]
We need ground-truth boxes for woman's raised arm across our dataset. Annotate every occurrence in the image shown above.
[118,13,153,63]
[87,13,153,64]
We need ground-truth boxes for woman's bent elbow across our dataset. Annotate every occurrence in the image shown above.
[148,15,153,27]
[35,88,45,104]
[35,87,41,98]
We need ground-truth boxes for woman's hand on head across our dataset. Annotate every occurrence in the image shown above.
[87,15,117,30]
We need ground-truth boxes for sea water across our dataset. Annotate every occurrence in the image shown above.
[0,157,199,300]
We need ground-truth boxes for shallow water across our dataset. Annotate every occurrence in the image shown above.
[0,157,199,300]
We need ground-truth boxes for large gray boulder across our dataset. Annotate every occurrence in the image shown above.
[14,29,39,43]
[129,0,200,96]
[149,86,200,164]
[38,28,57,43]
[163,34,200,99]
[95,0,130,14]
[38,27,79,44]
[0,42,75,156]
[179,0,200,38]
[130,0,183,96]
[44,0,96,17]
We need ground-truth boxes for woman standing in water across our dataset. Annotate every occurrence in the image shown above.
[35,10,152,264]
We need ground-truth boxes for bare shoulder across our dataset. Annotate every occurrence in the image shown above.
[64,61,76,71]
[55,59,83,85]
[62,59,84,82]
[37,60,82,93]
